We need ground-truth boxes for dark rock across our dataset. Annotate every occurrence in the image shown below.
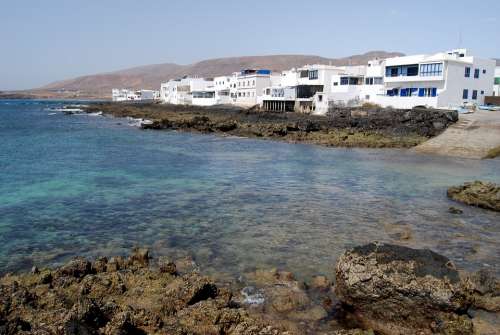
[92,257,108,273]
[0,317,31,334]
[158,256,177,275]
[64,298,107,334]
[102,312,142,335]
[465,269,500,312]
[57,257,92,279]
[335,242,473,334]
[129,248,150,267]
[447,181,500,212]
[162,274,219,314]
[215,121,237,132]
[448,206,463,214]
[39,271,53,285]
[107,256,126,272]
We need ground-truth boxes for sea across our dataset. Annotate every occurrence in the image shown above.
[1,100,499,279]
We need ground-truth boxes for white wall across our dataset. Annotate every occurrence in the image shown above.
[235,74,271,106]
[440,58,495,107]
[493,67,500,96]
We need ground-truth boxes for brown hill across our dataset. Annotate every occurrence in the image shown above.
[33,51,403,98]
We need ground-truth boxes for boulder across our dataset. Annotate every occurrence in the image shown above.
[56,257,92,279]
[129,248,150,267]
[63,298,107,334]
[465,269,500,312]
[92,256,108,273]
[447,181,500,212]
[162,274,219,314]
[158,256,177,275]
[335,243,473,334]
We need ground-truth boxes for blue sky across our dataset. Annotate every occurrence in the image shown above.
[1,0,499,90]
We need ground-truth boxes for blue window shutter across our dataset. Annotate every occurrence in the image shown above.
[400,89,406,97]
[418,88,425,97]
[431,88,437,97]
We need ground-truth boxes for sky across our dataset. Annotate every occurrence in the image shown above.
[0,0,499,90]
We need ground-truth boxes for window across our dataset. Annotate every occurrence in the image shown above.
[495,78,500,85]
[474,69,480,78]
[463,89,468,99]
[365,77,374,85]
[309,70,318,80]
[483,69,486,74]
[407,65,419,76]
[385,64,419,77]
[340,77,349,85]
[252,80,255,86]
[387,88,399,96]
[465,67,471,77]
[333,82,338,86]
[318,95,323,102]
[472,90,478,100]
[300,70,308,78]
[365,95,370,100]
[349,77,360,85]
[481,90,484,95]
[420,63,443,76]
[400,88,417,97]
[374,77,383,85]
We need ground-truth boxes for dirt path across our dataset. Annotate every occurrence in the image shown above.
[414,111,500,159]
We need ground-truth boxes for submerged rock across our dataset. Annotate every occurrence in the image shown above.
[448,206,464,214]
[335,242,473,334]
[447,181,500,212]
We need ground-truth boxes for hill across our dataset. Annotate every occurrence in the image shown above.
[12,51,404,99]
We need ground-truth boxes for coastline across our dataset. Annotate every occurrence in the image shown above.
[82,102,458,149]
[1,244,497,334]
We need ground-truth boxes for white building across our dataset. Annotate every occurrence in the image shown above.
[372,49,495,109]
[191,79,217,106]
[316,49,495,112]
[234,69,274,106]
[493,66,500,96]
[213,75,233,105]
[160,77,212,105]
[112,89,158,102]
[261,64,346,113]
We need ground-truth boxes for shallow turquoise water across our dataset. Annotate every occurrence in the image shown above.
[0,100,499,279]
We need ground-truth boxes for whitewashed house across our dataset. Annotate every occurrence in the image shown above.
[191,79,217,106]
[493,66,500,96]
[160,77,212,105]
[371,49,495,109]
[234,69,274,106]
[316,49,495,112]
[112,89,158,102]
[213,76,233,105]
[261,65,346,113]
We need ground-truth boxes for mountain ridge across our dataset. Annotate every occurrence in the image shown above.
[18,51,405,99]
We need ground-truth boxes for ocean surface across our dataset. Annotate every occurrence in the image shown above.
[1,100,499,279]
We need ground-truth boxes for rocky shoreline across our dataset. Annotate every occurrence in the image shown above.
[448,181,500,212]
[1,243,498,334]
[82,103,458,149]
